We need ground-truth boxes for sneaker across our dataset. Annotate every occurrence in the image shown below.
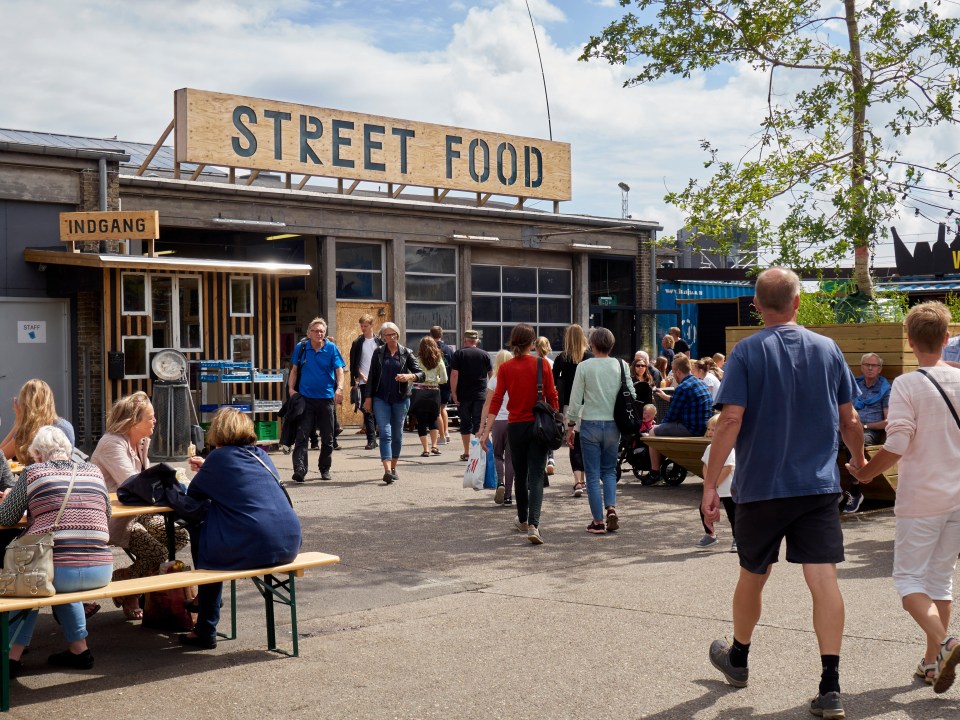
[528,525,543,545]
[320,471,332,481]
[514,519,528,533]
[503,497,513,506]
[391,469,399,481]
[495,484,505,504]
[546,462,555,476]
[278,444,291,454]
[573,482,584,498]
[809,691,845,719]
[292,472,305,484]
[47,649,94,669]
[696,534,719,549]
[729,539,738,553]
[587,520,606,534]
[840,491,863,514]
[364,441,378,450]
[709,639,748,688]
[605,509,619,532]
[382,472,395,485]
[438,437,447,446]
[934,636,960,694]
[178,634,218,650]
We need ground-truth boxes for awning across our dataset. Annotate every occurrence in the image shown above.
[878,280,960,293]
[23,248,311,276]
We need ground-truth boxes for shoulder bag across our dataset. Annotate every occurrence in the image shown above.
[532,358,565,450]
[243,447,294,508]
[614,359,643,436]
[917,368,960,430]
[0,462,78,597]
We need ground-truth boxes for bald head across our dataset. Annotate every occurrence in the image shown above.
[754,267,801,315]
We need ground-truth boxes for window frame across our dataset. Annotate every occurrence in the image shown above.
[335,240,386,301]
[229,276,255,317]
[119,273,205,357]
[230,334,255,364]
[120,272,149,316]
[404,243,459,343]
[121,335,150,380]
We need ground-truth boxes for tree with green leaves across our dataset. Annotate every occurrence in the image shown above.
[582,1,960,296]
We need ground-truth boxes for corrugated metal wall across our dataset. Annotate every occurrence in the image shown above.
[656,280,754,358]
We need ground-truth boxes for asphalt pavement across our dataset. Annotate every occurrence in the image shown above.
[7,431,960,719]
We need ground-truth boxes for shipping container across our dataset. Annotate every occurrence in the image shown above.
[656,280,754,358]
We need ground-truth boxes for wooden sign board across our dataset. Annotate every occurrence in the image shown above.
[60,210,160,241]
[174,88,572,201]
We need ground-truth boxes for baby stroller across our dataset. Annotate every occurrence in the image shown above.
[616,431,689,485]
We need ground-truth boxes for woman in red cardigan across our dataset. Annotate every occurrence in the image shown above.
[479,323,559,545]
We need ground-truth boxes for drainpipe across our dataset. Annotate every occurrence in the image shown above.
[649,234,658,349]
[98,157,107,210]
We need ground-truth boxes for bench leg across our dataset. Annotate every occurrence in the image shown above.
[215,580,237,642]
[250,572,298,657]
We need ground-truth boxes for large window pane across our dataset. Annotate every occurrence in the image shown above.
[589,258,634,305]
[122,274,146,314]
[407,275,456,302]
[472,265,500,293]
[123,337,148,377]
[503,296,536,322]
[503,267,536,294]
[538,326,566,351]
[406,245,455,274]
[230,277,253,315]
[336,242,382,271]
[232,335,254,363]
[539,268,571,296]
[179,277,202,349]
[471,295,500,323]
[406,303,456,331]
[337,271,382,300]
[472,325,502,352]
[539,297,571,324]
[152,276,173,348]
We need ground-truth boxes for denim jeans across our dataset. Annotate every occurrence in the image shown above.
[193,581,223,641]
[10,563,112,646]
[580,420,620,521]
[507,421,549,528]
[373,397,411,461]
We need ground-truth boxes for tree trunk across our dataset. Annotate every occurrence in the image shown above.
[845,0,874,297]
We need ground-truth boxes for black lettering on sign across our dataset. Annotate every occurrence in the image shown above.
[232,106,257,158]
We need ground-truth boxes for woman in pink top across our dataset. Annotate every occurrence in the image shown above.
[849,302,960,693]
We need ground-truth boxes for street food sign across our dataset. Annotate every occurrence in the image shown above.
[174,88,572,201]
[59,210,160,241]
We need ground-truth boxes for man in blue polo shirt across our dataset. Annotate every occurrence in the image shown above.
[702,267,865,719]
[288,317,346,483]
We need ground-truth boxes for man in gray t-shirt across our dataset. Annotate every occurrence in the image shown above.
[702,267,866,719]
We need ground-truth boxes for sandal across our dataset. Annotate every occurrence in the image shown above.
[916,658,937,685]
[83,602,101,619]
[421,451,431,457]
[431,447,441,455]
[934,636,960,693]
[587,520,606,534]
[460,453,470,461]
[572,481,585,498]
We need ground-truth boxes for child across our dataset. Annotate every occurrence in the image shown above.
[695,414,736,551]
[639,404,657,435]
[847,301,960,692]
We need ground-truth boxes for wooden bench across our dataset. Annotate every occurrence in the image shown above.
[0,550,340,712]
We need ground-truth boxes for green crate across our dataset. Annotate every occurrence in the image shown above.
[255,420,279,442]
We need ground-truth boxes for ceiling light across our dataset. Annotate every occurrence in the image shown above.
[266,233,301,241]
[451,234,500,243]
[570,243,612,250]
[212,217,286,228]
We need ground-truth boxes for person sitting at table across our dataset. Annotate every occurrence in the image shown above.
[179,408,302,649]
[0,425,112,674]
[90,392,189,620]
[0,379,75,464]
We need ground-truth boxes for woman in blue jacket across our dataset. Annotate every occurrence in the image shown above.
[180,408,302,649]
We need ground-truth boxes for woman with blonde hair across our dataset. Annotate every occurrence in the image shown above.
[90,392,189,619]
[178,408,301,649]
[553,324,593,497]
[479,349,516,505]
[413,336,448,456]
[0,379,74,463]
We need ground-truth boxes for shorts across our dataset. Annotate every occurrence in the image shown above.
[652,422,691,438]
[892,509,960,600]
[735,493,844,574]
[439,383,452,405]
[458,398,484,435]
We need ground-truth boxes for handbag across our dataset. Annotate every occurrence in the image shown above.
[463,439,486,491]
[142,559,197,631]
[532,358,565,451]
[613,359,642,436]
[0,462,78,597]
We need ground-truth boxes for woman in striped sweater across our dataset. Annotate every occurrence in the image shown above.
[0,425,112,675]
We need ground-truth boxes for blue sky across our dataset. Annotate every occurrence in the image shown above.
[0,0,955,265]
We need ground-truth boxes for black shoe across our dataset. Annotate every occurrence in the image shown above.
[292,472,305,484]
[178,633,217,650]
[309,441,319,450]
[382,472,395,485]
[333,442,342,450]
[320,471,332,481]
[335,426,343,437]
[47,649,94,669]
[364,441,378,450]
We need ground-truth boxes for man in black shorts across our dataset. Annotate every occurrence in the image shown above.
[450,329,492,461]
[701,268,865,719]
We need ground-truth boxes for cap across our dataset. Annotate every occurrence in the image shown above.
[464,330,480,339]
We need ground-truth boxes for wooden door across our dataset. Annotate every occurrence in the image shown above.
[335,301,391,427]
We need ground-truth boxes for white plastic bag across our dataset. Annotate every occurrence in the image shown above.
[462,439,485,491]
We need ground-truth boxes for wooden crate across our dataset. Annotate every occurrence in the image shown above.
[726,322,960,381]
